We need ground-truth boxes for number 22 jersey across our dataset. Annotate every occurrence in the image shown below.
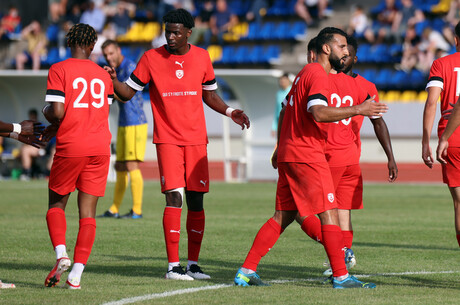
[45,58,114,157]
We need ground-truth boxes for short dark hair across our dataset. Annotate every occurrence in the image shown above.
[101,39,119,50]
[347,35,358,53]
[315,27,347,54]
[456,21,460,39]
[66,23,97,48]
[307,36,317,52]
[162,8,195,29]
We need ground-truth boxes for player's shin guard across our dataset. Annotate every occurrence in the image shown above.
[187,210,205,262]
[46,208,67,248]
[242,218,284,272]
[301,215,323,244]
[110,171,128,213]
[130,169,143,215]
[322,225,348,277]
[342,230,354,249]
[163,207,182,263]
[74,218,96,265]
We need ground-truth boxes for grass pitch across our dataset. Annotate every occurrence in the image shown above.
[0,180,459,304]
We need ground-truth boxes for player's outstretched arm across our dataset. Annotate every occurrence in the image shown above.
[422,87,441,168]
[436,96,460,164]
[310,96,388,122]
[0,132,45,148]
[202,90,250,130]
[271,106,286,169]
[0,120,42,135]
[104,66,136,101]
[370,117,398,182]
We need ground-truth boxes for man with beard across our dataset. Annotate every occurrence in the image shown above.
[234,27,387,288]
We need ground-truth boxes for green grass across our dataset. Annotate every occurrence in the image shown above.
[0,181,459,304]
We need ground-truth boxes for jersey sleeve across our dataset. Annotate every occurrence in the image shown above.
[306,66,329,111]
[45,65,65,103]
[126,53,150,92]
[202,51,218,91]
[426,59,443,90]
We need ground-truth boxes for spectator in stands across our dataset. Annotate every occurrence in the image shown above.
[347,5,370,40]
[417,26,451,72]
[204,0,238,47]
[397,24,421,72]
[295,0,329,26]
[392,0,425,43]
[442,0,460,45]
[246,0,268,23]
[15,21,48,71]
[80,0,106,33]
[189,0,214,45]
[366,0,399,44]
[109,2,133,36]
[272,73,292,137]
[0,5,21,40]
[157,0,195,22]
[66,3,82,25]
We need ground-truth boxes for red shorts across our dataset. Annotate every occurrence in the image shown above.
[442,147,460,187]
[330,164,363,210]
[156,144,209,193]
[49,155,110,197]
[275,162,337,217]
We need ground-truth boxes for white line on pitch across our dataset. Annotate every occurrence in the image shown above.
[100,270,460,305]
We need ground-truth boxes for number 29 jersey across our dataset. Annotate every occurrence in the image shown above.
[45,58,114,157]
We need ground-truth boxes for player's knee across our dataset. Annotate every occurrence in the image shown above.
[165,188,184,207]
[185,191,204,211]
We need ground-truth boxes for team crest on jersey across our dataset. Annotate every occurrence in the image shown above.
[176,70,184,79]
[327,193,334,203]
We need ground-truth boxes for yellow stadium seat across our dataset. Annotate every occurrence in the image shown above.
[399,90,418,103]
[207,45,222,63]
[382,90,401,103]
[417,90,428,103]
[142,22,160,42]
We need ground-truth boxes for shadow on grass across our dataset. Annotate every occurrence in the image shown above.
[354,241,459,252]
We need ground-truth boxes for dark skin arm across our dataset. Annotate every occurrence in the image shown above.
[104,66,135,101]
[271,106,285,169]
[370,117,398,182]
[202,90,250,129]
[0,120,43,135]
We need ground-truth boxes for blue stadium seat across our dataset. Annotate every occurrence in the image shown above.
[273,21,290,40]
[257,22,276,40]
[233,45,250,64]
[263,45,280,64]
[243,22,261,40]
[220,46,236,64]
[374,68,394,90]
[360,69,377,84]
[46,24,60,43]
[356,43,371,63]
[290,21,307,40]
[248,45,264,64]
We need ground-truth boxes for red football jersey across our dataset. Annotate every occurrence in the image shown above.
[45,58,114,157]
[426,52,460,147]
[126,45,217,145]
[326,73,369,167]
[278,63,330,163]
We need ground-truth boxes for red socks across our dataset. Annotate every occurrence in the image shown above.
[322,225,347,277]
[46,208,67,248]
[342,230,354,249]
[301,215,323,244]
[187,210,205,262]
[163,207,182,263]
[74,217,96,265]
[242,218,284,271]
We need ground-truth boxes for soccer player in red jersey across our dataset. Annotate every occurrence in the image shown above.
[42,23,114,289]
[234,27,386,288]
[104,9,250,280]
[423,21,460,247]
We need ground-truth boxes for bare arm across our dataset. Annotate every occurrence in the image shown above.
[104,66,136,101]
[0,120,41,135]
[271,106,286,169]
[370,117,398,182]
[202,90,250,129]
[437,95,460,164]
[310,97,388,122]
[422,86,441,168]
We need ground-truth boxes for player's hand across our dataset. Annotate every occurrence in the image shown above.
[358,96,388,117]
[441,102,456,120]
[17,134,46,149]
[104,66,117,80]
[41,124,59,142]
[387,160,398,182]
[271,146,278,169]
[230,109,250,130]
[422,143,434,168]
[436,139,449,164]
[19,120,44,135]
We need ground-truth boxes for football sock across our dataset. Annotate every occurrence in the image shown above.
[55,245,67,260]
[457,234,460,247]
[240,267,255,274]
[110,171,128,214]
[187,260,197,269]
[68,263,85,283]
[130,169,143,215]
[46,208,66,250]
[74,218,96,265]
[300,215,323,244]
[187,210,205,262]
[242,218,284,271]
[322,225,347,277]
[163,207,182,264]
[342,230,354,249]
[168,262,180,271]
